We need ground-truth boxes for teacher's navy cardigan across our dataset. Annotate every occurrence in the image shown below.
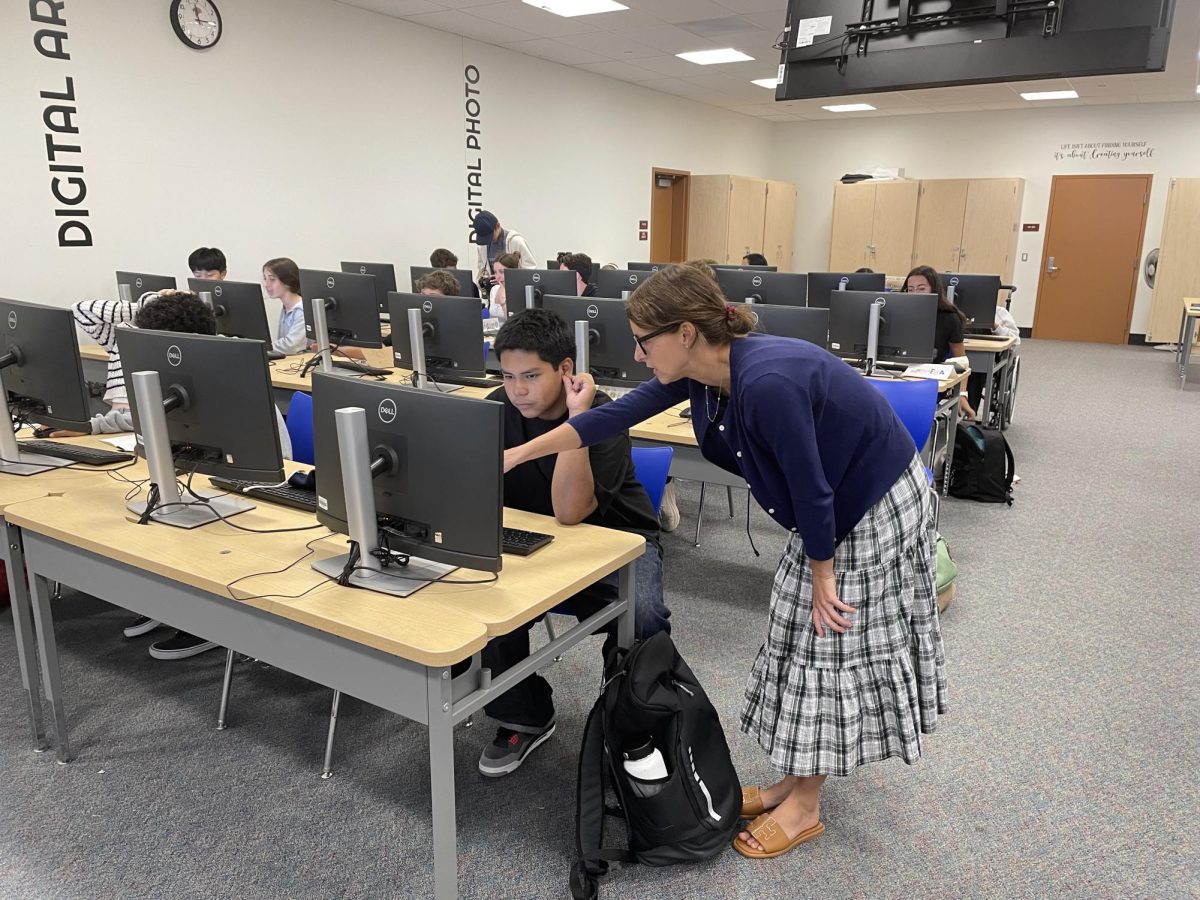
[569,333,916,560]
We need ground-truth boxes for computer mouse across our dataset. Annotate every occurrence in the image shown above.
[679,407,692,419]
[33,425,55,438]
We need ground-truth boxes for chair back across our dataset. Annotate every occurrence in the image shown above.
[631,446,674,514]
[868,378,938,450]
[286,391,315,465]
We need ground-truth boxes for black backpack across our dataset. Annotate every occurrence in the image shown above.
[949,423,1014,505]
[570,632,742,899]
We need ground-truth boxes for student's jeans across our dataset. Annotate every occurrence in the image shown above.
[482,543,669,733]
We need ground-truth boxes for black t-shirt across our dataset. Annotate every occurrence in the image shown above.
[582,283,598,297]
[933,308,965,362]
[488,387,661,550]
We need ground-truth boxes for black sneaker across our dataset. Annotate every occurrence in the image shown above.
[478,723,555,777]
[149,631,218,661]
[123,616,162,638]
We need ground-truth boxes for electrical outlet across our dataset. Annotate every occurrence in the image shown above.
[1021,252,1029,262]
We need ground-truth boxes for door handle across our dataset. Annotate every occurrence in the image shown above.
[1046,256,1059,274]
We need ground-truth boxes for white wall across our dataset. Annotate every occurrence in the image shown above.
[767,103,1200,333]
[0,0,772,306]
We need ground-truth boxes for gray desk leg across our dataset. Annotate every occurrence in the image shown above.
[28,573,71,763]
[941,387,962,498]
[4,523,48,751]
[979,363,995,425]
[427,665,458,900]
[1181,317,1196,388]
[617,562,635,649]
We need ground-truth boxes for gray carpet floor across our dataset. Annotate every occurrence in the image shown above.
[2,339,1197,899]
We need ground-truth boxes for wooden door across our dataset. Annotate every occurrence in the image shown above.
[913,179,969,273]
[649,168,690,263]
[762,180,797,271]
[870,181,920,276]
[960,178,1024,280]
[686,175,731,263]
[727,176,768,264]
[829,182,875,270]
[1146,178,1200,343]
[1033,174,1151,343]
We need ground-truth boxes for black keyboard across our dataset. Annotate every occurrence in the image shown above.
[18,440,134,465]
[428,372,504,390]
[334,359,393,376]
[503,526,553,556]
[207,477,318,513]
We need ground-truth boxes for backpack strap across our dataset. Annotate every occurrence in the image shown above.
[1001,435,1016,505]
[572,696,617,900]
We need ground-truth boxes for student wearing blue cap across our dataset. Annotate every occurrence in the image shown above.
[472,209,536,293]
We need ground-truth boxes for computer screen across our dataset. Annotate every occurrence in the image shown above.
[407,266,473,298]
[716,270,808,307]
[712,263,778,273]
[387,292,486,377]
[0,298,93,431]
[942,273,1002,331]
[187,278,271,343]
[118,329,284,483]
[541,295,655,388]
[298,269,383,350]
[747,303,829,349]
[807,272,887,309]
[115,271,177,296]
[311,373,503,573]
[502,269,577,309]
[828,291,937,363]
[341,261,397,314]
[627,262,670,272]
[595,268,656,299]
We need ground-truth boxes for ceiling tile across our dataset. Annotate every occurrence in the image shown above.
[501,37,611,64]
[576,59,663,81]
[713,0,789,14]
[557,29,661,59]
[405,8,536,43]
[467,2,613,37]
[606,24,720,55]
[334,0,444,15]
[631,0,731,22]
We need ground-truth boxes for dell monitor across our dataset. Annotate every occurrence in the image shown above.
[0,298,96,474]
[115,271,176,300]
[341,261,397,314]
[596,268,656,299]
[627,262,670,272]
[502,269,577,310]
[299,268,384,351]
[828,291,938,366]
[712,263,778,273]
[747,304,829,349]
[542,295,655,388]
[716,270,808,307]
[310,373,503,595]
[408,266,473,298]
[187,278,272,343]
[118,329,283,528]
[387,292,487,378]
[942,273,1002,333]
[807,272,887,309]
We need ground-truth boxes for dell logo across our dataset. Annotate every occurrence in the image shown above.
[838,277,849,286]
[628,274,637,285]
[135,277,144,289]
[166,345,182,367]
[752,275,763,287]
[213,285,223,297]
[359,266,367,275]
[950,277,960,286]
[532,272,541,283]
[326,276,336,290]
[422,299,433,314]
[6,311,16,330]
[378,398,397,424]
[586,304,599,319]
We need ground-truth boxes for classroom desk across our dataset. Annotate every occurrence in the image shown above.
[964,335,1018,427]
[10,465,642,900]
[1177,298,1200,388]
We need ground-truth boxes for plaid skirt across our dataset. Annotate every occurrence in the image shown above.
[739,454,947,777]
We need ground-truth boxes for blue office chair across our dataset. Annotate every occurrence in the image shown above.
[868,377,940,523]
[285,391,315,466]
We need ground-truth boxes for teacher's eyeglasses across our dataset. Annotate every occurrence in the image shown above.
[633,322,681,355]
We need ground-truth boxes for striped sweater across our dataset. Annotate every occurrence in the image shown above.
[72,291,158,407]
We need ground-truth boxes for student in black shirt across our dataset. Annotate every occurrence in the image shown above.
[559,252,598,297]
[477,309,670,777]
[905,265,975,420]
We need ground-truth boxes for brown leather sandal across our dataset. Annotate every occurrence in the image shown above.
[733,814,825,859]
[741,785,769,818]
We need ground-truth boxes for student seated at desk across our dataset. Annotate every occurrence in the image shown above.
[476,309,671,777]
[429,248,480,299]
[486,252,521,323]
[117,293,292,659]
[415,269,460,297]
[904,265,975,421]
[559,252,598,297]
[742,252,768,267]
[263,257,308,356]
[189,246,227,281]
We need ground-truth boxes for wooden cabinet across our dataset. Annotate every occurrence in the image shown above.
[687,175,797,268]
[829,180,920,273]
[834,177,1024,280]
[1146,177,1200,343]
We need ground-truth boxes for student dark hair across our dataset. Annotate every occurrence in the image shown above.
[493,308,574,368]
[561,252,593,283]
[133,292,217,335]
[555,251,572,266]
[742,252,769,267]
[627,263,756,347]
[188,247,227,274]
[263,257,302,295]
[855,267,875,274]
[430,248,458,268]
[904,265,966,323]
[415,269,461,296]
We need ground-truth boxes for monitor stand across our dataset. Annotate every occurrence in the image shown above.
[310,297,335,375]
[125,370,255,529]
[311,406,454,597]
[406,308,461,393]
[0,368,74,476]
[864,297,885,377]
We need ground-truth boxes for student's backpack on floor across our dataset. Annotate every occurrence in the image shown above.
[570,631,742,900]
[949,423,1015,505]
